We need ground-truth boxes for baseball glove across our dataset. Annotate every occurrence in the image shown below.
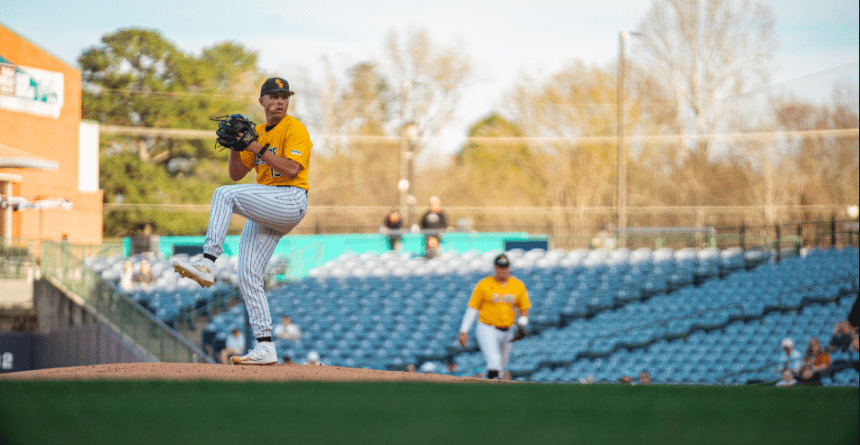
[511,324,528,342]
[212,114,257,152]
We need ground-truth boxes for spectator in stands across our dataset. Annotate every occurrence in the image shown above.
[132,259,156,289]
[280,355,294,365]
[800,337,830,382]
[828,320,856,353]
[775,369,797,387]
[273,315,302,342]
[444,359,458,375]
[221,328,245,364]
[796,366,822,386]
[639,370,651,386]
[405,363,417,373]
[424,235,441,260]
[619,375,634,385]
[380,210,403,250]
[120,260,134,291]
[420,196,448,254]
[306,350,323,366]
[853,335,860,372]
[591,223,617,250]
[776,337,802,376]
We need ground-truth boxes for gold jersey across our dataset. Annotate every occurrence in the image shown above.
[468,275,531,328]
[240,115,312,189]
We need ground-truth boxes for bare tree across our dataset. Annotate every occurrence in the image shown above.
[384,29,472,152]
[506,62,647,235]
[774,89,860,209]
[637,0,776,158]
[306,60,399,210]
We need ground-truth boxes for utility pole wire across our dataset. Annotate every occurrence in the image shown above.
[100,125,857,144]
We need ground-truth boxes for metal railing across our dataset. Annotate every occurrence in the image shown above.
[0,238,34,279]
[39,240,213,363]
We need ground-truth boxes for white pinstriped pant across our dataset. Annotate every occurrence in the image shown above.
[202,184,307,338]
[475,321,514,373]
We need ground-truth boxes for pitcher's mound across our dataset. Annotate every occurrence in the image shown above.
[0,362,495,383]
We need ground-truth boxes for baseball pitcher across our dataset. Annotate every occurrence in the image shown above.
[173,77,311,365]
[458,253,531,379]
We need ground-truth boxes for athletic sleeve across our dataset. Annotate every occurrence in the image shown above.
[459,307,479,333]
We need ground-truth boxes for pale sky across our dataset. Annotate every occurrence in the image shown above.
[2,0,858,154]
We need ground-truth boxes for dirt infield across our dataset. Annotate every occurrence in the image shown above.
[0,362,491,383]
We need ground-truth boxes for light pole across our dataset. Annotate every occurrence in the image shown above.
[398,81,412,222]
[617,31,641,240]
[405,121,418,228]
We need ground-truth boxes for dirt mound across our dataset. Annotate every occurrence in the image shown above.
[0,362,491,383]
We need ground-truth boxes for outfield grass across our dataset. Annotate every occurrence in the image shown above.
[0,381,856,445]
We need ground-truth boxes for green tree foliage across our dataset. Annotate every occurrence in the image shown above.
[101,153,223,236]
[454,114,545,206]
[80,28,264,236]
[79,28,259,164]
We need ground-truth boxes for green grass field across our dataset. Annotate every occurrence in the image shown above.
[0,381,857,445]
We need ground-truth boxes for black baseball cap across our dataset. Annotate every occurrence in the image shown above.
[260,77,295,97]
[494,254,510,268]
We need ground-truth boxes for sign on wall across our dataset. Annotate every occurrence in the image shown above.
[0,333,33,373]
[0,60,64,119]
[0,63,15,96]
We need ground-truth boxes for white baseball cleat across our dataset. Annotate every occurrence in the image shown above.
[172,258,215,288]
[230,341,277,366]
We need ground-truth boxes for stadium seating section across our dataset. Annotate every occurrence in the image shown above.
[86,245,859,386]
[86,253,241,330]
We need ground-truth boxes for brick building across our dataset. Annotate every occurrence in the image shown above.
[0,24,102,248]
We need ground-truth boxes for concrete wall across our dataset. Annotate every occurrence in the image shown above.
[0,325,150,373]
[33,324,150,370]
[0,278,33,308]
[0,277,155,372]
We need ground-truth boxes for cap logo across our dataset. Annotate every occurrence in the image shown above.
[275,79,284,88]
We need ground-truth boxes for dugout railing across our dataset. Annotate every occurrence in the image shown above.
[38,240,214,364]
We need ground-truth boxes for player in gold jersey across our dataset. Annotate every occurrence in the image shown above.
[458,253,531,379]
[173,77,311,365]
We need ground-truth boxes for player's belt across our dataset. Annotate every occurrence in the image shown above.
[494,325,511,332]
[274,185,308,194]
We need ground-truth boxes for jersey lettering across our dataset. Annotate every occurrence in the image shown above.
[491,293,516,304]
[255,145,283,178]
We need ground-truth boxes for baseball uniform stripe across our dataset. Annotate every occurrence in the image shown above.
[202,183,307,338]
